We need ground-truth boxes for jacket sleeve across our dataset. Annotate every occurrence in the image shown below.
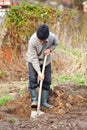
[27,41,41,72]
[50,34,59,52]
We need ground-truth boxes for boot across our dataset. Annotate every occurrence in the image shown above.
[30,88,38,108]
[41,89,53,108]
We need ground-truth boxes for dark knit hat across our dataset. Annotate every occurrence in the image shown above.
[37,24,49,40]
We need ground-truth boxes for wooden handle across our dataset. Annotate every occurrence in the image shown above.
[37,56,47,115]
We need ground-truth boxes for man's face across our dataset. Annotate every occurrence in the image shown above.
[40,40,46,44]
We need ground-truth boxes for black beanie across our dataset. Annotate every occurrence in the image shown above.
[37,24,49,40]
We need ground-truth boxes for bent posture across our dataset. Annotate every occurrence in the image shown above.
[26,24,59,108]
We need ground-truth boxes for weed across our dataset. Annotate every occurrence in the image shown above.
[56,44,82,58]
[0,70,5,78]
[9,117,16,123]
[19,89,25,96]
[52,73,85,87]
[0,96,13,106]
[73,73,85,85]
[3,129,7,130]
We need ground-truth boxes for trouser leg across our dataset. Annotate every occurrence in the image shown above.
[28,62,38,89]
[28,62,38,108]
[40,63,51,91]
[40,63,53,108]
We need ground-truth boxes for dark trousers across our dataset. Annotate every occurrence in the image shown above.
[28,63,51,91]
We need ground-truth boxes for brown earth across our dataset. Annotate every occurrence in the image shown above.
[0,84,87,130]
[0,45,85,130]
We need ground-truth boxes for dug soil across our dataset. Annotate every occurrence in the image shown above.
[0,84,87,130]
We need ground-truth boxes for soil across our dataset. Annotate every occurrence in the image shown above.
[0,83,87,130]
[0,43,86,130]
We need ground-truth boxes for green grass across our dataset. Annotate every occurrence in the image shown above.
[0,96,13,106]
[9,117,17,123]
[0,70,5,78]
[72,73,85,85]
[52,73,85,86]
[56,44,82,58]
[19,89,25,96]
[55,74,72,83]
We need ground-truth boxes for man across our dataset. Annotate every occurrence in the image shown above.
[26,24,59,108]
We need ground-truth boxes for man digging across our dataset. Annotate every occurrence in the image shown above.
[26,24,59,108]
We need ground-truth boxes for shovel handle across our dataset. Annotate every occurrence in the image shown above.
[37,55,47,115]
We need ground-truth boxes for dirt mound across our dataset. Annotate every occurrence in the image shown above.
[0,84,87,130]
[6,92,31,118]
[5,85,87,118]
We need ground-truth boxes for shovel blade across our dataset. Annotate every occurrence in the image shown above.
[31,110,44,118]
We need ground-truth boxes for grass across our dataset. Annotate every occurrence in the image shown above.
[54,74,72,83]
[0,96,13,106]
[72,73,85,85]
[9,117,17,123]
[51,43,85,86]
[0,70,5,78]
[19,89,25,96]
[56,44,82,58]
[52,73,85,86]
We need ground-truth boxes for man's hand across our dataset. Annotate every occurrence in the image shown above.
[44,48,51,56]
[38,71,44,80]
